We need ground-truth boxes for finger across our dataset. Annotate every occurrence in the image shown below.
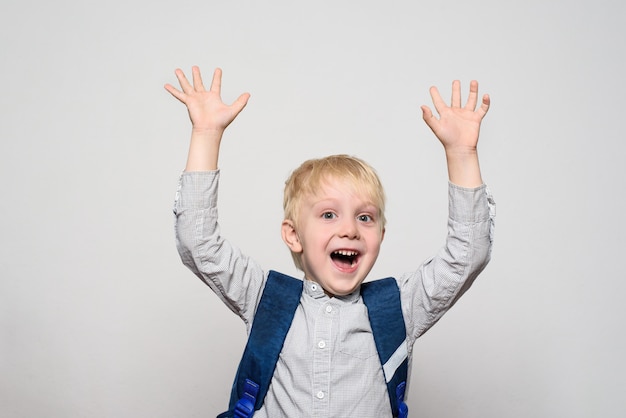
[192,65,206,91]
[429,86,447,116]
[174,68,193,94]
[451,80,461,108]
[164,83,186,103]
[210,68,223,94]
[465,80,479,111]
[421,105,439,132]
[477,94,490,119]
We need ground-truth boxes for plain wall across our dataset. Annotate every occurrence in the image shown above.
[1,0,625,416]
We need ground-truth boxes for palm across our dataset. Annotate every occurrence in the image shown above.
[421,80,489,152]
[165,67,249,132]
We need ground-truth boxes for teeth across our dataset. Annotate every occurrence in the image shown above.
[333,250,358,257]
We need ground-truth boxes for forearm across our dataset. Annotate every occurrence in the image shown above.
[184,128,224,171]
[445,148,483,188]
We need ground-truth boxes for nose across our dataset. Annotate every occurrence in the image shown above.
[339,217,359,239]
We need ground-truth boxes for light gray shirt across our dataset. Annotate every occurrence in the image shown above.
[174,171,495,418]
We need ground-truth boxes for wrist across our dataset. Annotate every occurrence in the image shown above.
[189,127,225,148]
[191,126,225,138]
[444,145,478,159]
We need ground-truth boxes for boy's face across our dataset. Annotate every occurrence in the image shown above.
[282,177,385,297]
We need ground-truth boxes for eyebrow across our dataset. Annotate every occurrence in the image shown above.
[310,198,379,213]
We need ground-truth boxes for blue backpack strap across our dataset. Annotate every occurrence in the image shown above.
[361,277,409,418]
[219,270,303,418]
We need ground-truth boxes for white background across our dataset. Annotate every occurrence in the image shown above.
[1,0,625,417]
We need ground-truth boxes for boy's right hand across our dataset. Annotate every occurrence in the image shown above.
[164,66,250,134]
[165,66,250,171]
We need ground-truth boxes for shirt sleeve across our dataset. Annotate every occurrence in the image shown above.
[173,170,266,328]
[398,183,496,342]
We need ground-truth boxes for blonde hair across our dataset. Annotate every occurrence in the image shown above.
[283,154,386,270]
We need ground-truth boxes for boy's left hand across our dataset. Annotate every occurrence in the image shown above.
[421,80,490,154]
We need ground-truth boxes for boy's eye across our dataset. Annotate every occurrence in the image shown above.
[358,214,373,222]
[322,212,336,219]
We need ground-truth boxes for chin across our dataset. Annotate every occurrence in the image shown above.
[330,280,363,297]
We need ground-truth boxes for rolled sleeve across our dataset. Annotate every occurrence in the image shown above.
[448,183,495,224]
[173,170,266,326]
[400,183,496,341]
[173,170,220,213]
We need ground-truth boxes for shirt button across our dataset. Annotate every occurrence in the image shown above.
[325,305,333,313]
[311,284,318,291]
[318,340,326,349]
[316,391,325,399]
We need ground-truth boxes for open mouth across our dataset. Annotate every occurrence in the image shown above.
[330,250,359,269]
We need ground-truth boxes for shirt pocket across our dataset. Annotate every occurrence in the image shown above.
[338,305,378,360]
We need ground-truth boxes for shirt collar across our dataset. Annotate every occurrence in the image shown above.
[302,279,361,303]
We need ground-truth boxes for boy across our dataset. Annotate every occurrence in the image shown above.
[166,66,495,418]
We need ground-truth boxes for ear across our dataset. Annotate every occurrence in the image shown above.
[380,227,385,243]
[281,220,303,253]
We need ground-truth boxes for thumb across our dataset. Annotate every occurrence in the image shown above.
[232,92,251,114]
[421,105,438,131]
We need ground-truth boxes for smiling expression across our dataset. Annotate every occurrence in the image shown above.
[282,177,385,297]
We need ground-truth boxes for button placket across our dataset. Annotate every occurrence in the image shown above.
[312,303,333,416]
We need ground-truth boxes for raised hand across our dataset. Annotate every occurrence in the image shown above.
[165,66,250,134]
[421,80,490,187]
[165,66,250,171]
[421,80,489,154]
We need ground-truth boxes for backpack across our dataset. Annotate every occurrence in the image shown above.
[218,270,409,418]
